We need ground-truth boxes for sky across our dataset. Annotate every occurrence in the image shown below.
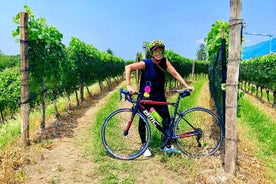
[0,0,275,60]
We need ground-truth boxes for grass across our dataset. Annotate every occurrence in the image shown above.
[90,76,276,183]
[91,87,136,183]
[1,74,275,183]
[238,96,276,181]
[0,81,106,148]
[0,80,114,183]
[0,115,21,148]
[90,76,211,183]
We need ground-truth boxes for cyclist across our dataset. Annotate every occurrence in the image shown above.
[125,39,194,156]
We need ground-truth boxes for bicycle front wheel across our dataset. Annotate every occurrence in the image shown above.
[101,108,151,160]
[175,107,223,157]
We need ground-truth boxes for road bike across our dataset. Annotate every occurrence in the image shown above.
[101,88,223,160]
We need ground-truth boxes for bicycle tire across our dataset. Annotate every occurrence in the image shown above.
[101,108,151,160]
[174,107,223,157]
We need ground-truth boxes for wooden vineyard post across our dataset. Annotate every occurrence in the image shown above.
[142,41,146,60]
[224,0,242,174]
[192,59,195,80]
[135,52,140,88]
[20,12,30,147]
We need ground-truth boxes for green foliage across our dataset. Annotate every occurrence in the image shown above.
[165,49,209,80]
[67,37,125,86]
[125,59,135,65]
[13,5,66,109]
[3,5,125,122]
[240,54,276,90]
[4,4,209,130]
[204,20,229,62]
[0,55,20,70]
[67,37,100,85]
[0,68,20,120]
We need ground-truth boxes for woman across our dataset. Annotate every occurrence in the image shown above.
[125,40,194,156]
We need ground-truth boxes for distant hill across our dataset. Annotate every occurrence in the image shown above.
[242,37,276,60]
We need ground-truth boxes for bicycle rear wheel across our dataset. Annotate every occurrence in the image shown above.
[101,108,151,160]
[175,107,223,157]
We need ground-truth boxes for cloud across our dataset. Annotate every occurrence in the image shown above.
[196,39,205,44]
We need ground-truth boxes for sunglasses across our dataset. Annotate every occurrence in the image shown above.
[152,50,164,56]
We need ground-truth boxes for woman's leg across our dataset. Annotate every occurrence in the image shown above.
[138,118,146,144]
[155,105,171,142]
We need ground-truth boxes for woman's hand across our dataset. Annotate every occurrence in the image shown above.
[126,84,136,94]
[186,86,194,92]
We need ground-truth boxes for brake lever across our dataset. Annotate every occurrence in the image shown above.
[120,88,129,101]
[119,88,123,101]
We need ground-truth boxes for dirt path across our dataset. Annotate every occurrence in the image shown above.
[22,81,227,184]
[19,80,274,184]
[244,93,276,122]
[22,82,124,184]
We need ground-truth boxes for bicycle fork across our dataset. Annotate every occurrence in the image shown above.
[123,106,139,136]
[123,115,135,136]
[122,107,166,136]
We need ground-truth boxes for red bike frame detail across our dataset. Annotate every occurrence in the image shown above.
[177,131,197,138]
[139,100,174,106]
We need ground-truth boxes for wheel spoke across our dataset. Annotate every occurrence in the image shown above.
[175,107,223,157]
[101,108,151,160]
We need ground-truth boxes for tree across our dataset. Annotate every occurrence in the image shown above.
[106,48,113,55]
[196,43,207,61]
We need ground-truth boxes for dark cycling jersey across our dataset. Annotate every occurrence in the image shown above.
[139,58,167,101]
[138,58,170,144]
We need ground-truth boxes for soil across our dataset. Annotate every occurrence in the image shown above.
[21,84,121,184]
[2,80,274,184]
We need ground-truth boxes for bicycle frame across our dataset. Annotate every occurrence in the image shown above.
[102,89,223,159]
[122,89,197,148]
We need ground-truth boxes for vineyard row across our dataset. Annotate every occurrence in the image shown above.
[240,54,276,107]
[1,8,209,125]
